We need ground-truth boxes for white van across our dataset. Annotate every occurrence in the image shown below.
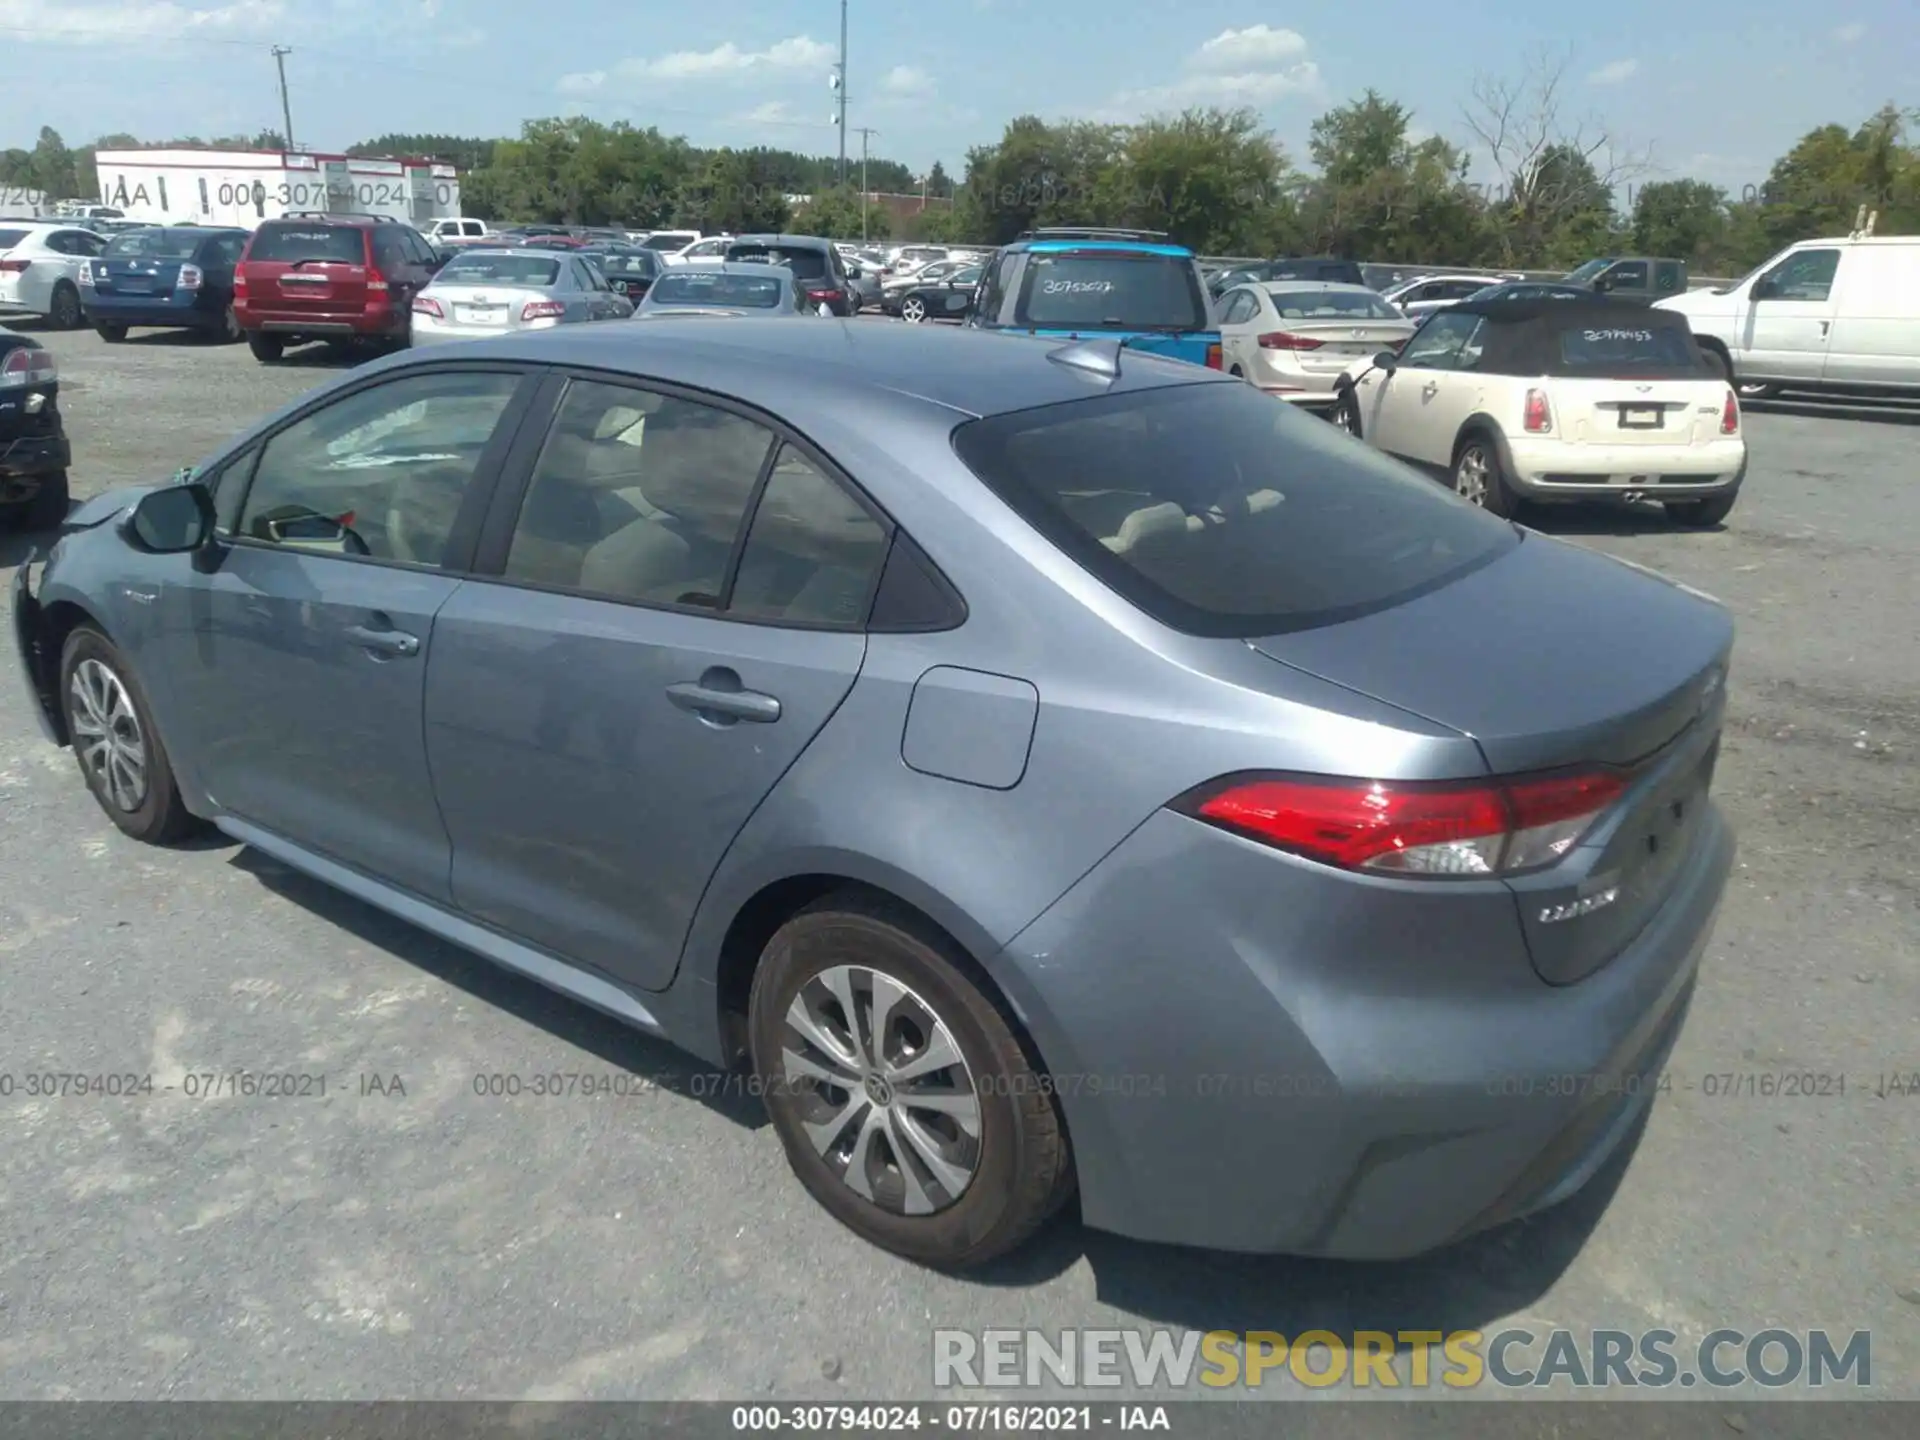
[1655,235,1920,398]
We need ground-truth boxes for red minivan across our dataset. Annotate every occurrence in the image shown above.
[233,215,441,363]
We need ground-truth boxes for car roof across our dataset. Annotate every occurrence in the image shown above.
[438,318,1226,419]
[729,234,834,249]
[655,262,793,280]
[1259,280,1380,295]
[1446,296,1678,325]
[1016,239,1194,257]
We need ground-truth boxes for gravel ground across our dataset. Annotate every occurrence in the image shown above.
[0,326,1914,1410]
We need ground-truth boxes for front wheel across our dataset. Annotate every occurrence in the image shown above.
[1452,435,1517,517]
[899,297,928,323]
[58,627,203,844]
[1329,391,1362,436]
[246,332,284,363]
[1665,492,1738,527]
[749,896,1074,1269]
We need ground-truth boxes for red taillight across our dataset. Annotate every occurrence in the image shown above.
[176,263,203,291]
[1524,387,1552,433]
[1720,387,1739,434]
[0,259,29,274]
[234,268,249,295]
[1258,331,1324,351]
[413,296,444,318]
[520,299,566,321]
[366,266,390,294]
[0,346,57,389]
[1205,342,1223,370]
[1176,769,1627,876]
[806,287,839,301]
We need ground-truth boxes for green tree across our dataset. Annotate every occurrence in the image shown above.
[1630,179,1729,265]
[29,126,78,198]
[1108,108,1292,253]
[925,160,952,199]
[792,185,892,240]
[676,148,792,233]
[1296,91,1481,263]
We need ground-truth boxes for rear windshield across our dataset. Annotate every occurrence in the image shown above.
[1269,261,1366,284]
[436,253,560,286]
[594,251,658,276]
[105,229,205,260]
[951,382,1515,637]
[1557,322,1705,373]
[649,273,784,307]
[247,225,365,264]
[727,244,828,280]
[1014,252,1209,331]
[1266,289,1403,320]
[0,229,28,251]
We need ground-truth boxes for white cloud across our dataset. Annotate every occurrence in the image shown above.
[0,0,284,42]
[1587,58,1639,85]
[1099,25,1320,117]
[1191,24,1308,72]
[741,100,796,124]
[881,65,934,98]
[556,70,606,95]
[619,34,834,81]
[1833,22,1866,42]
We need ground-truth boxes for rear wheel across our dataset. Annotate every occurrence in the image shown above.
[95,323,128,343]
[1452,434,1517,517]
[58,627,202,844]
[3,469,68,531]
[246,332,284,363]
[212,305,242,344]
[48,282,83,331]
[748,895,1074,1269]
[1665,492,1738,527]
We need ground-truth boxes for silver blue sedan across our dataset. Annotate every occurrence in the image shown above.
[11,321,1733,1269]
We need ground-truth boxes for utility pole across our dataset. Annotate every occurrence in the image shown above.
[855,127,878,241]
[271,46,296,152]
[833,0,849,186]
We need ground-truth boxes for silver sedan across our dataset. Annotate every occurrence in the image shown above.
[411,248,631,344]
[632,262,811,319]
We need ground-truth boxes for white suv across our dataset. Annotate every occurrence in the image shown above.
[0,223,108,329]
[1333,298,1747,526]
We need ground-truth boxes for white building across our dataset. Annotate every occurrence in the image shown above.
[91,148,462,230]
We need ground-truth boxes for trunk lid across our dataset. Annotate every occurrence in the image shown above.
[427,282,549,330]
[241,225,372,317]
[1247,532,1733,986]
[95,255,186,297]
[1266,320,1415,375]
[1548,376,1729,447]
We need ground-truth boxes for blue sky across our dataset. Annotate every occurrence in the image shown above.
[0,0,1909,192]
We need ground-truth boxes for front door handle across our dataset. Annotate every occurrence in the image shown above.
[666,674,781,724]
[344,624,420,657]
[1422,380,1439,396]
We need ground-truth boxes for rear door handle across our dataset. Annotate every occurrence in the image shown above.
[344,624,420,657]
[666,677,781,723]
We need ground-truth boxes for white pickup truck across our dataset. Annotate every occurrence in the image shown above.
[423,218,494,245]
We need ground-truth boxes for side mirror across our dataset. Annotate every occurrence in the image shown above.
[1370,350,1399,373]
[1750,275,1777,300]
[1592,275,1613,293]
[127,482,215,553]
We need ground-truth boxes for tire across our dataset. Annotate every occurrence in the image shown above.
[748,895,1074,1269]
[899,297,928,324]
[49,282,83,331]
[1228,363,1244,378]
[1665,492,1738,527]
[16,469,68,531]
[95,323,128,343]
[210,305,242,344]
[1329,389,1362,437]
[246,332,284,363]
[58,626,202,845]
[1697,345,1732,383]
[1452,433,1517,517]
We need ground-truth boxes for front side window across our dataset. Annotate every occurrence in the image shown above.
[237,371,522,567]
[1014,251,1208,331]
[1605,261,1648,288]
[1398,312,1483,369]
[951,383,1515,638]
[1759,248,1840,302]
[502,380,776,607]
[729,446,888,627]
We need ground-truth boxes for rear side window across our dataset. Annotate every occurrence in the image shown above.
[951,382,1516,637]
[246,225,365,264]
[1014,252,1208,331]
[1556,323,1706,373]
[0,229,27,250]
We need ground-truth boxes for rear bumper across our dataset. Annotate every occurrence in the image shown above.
[0,431,70,479]
[1504,436,1748,499]
[84,293,224,329]
[238,307,408,339]
[989,803,1733,1257]
[410,317,514,346]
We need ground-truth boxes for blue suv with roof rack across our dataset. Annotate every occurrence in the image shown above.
[965,227,1223,369]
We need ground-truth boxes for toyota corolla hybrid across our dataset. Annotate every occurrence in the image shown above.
[12,321,1733,1269]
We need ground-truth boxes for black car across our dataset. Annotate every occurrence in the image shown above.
[579,245,662,301]
[81,225,250,343]
[0,331,69,530]
[1209,256,1368,297]
[890,261,983,323]
[1465,281,1596,304]
[722,234,857,316]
